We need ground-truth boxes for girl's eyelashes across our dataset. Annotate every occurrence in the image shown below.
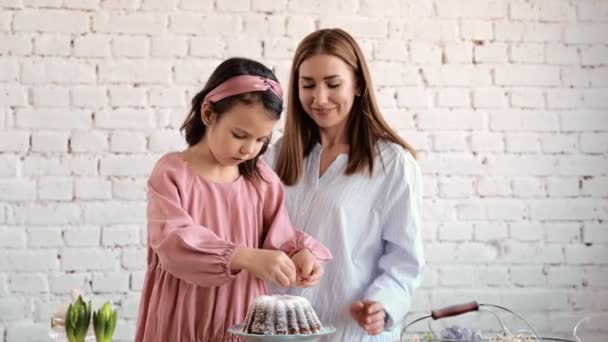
[233,132,270,143]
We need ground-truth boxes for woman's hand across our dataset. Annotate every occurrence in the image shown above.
[291,249,323,287]
[349,300,386,336]
[231,248,297,288]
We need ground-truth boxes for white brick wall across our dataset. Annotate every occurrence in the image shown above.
[0,0,607,341]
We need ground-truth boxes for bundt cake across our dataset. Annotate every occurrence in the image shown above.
[242,295,323,335]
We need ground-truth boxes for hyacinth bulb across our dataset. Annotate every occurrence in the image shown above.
[92,301,118,342]
[65,296,92,342]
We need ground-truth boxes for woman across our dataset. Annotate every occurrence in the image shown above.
[265,28,425,341]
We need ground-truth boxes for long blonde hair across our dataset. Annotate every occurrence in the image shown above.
[275,28,417,185]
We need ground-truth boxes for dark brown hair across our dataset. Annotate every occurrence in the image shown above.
[275,28,417,185]
[180,57,283,181]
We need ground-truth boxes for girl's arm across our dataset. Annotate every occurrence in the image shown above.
[147,159,241,287]
[363,153,425,330]
[257,161,332,261]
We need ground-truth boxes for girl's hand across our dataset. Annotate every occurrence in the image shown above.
[349,300,386,336]
[231,248,296,288]
[291,249,323,287]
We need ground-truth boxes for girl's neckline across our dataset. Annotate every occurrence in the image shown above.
[176,151,243,186]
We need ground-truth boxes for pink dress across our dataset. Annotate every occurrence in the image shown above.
[135,152,332,342]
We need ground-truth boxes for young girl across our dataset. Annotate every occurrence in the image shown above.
[135,57,332,342]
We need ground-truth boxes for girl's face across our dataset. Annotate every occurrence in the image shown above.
[203,101,277,167]
[297,54,359,131]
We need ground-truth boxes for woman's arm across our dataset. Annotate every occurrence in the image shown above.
[363,152,426,330]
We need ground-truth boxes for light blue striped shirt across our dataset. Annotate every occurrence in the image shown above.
[264,139,425,342]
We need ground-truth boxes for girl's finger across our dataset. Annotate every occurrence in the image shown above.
[299,259,314,278]
[275,272,291,288]
[304,269,322,283]
[305,265,322,284]
[308,261,320,276]
[300,279,318,288]
[284,257,297,273]
[280,261,297,285]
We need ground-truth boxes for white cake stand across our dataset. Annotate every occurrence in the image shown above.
[228,324,336,342]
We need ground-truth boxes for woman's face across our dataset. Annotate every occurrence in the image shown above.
[297,54,359,131]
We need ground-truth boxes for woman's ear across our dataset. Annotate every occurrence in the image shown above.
[200,102,215,125]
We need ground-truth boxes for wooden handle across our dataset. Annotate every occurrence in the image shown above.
[431,301,479,320]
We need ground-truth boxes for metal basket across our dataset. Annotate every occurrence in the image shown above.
[400,301,576,342]
[572,313,608,342]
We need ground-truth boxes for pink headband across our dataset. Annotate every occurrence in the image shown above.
[203,75,283,104]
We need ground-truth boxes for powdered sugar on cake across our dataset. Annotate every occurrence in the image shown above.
[243,295,323,335]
